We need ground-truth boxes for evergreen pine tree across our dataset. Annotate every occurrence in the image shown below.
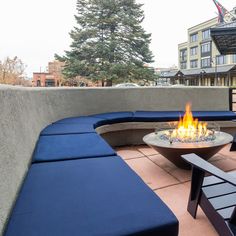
[56,0,156,85]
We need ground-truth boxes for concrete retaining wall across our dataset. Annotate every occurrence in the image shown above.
[0,85,230,234]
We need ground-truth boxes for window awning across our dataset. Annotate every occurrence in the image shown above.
[159,70,183,78]
[160,65,236,79]
[211,21,236,54]
[181,65,236,76]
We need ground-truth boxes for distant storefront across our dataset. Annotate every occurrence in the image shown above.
[32,60,64,87]
[159,65,236,86]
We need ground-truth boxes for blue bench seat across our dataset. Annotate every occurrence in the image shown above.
[5,157,178,236]
[133,111,236,122]
[44,116,111,135]
[54,116,106,128]
[33,133,116,163]
[133,111,183,122]
[92,111,134,124]
[192,111,236,121]
[40,123,96,135]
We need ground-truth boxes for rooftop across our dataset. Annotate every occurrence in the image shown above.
[1,86,236,235]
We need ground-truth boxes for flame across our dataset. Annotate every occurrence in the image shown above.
[171,103,209,142]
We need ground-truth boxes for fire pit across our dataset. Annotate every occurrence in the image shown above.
[143,104,233,169]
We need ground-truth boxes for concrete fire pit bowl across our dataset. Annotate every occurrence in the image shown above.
[143,131,233,169]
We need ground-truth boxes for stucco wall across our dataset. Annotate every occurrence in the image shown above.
[0,85,230,234]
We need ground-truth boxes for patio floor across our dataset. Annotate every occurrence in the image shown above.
[115,144,236,236]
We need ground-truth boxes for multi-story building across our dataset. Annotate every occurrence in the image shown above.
[32,60,105,87]
[32,72,59,87]
[161,9,236,87]
[32,60,64,87]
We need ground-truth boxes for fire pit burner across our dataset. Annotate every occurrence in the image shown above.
[143,131,233,169]
[159,129,216,143]
[143,103,233,169]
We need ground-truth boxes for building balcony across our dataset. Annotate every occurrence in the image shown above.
[1,85,236,236]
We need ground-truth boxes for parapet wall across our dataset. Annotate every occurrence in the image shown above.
[0,85,230,234]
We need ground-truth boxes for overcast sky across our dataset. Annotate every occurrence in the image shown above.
[0,0,235,77]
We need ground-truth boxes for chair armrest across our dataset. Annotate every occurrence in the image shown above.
[182,153,236,186]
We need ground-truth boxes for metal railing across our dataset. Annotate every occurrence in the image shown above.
[229,88,236,111]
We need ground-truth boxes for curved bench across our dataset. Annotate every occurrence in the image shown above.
[34,110,236,163]
[5,110,236,236]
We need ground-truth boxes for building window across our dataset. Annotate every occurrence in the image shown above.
[202,29,211,40]
[188,79,198,86]
[201,57,211,68]
[232,54,236,63]
[201,42,211,53]
[36,80,41,87]
[180,62,187,69]
[190,60,198,68]
[45,79,56,87]
[190,33,198,43]
[180,49,187,62]
[216,55,227,65]
[190,46,198,56]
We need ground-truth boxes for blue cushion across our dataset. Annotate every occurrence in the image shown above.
[192,111,236,121]
[41,123,96,135]
[33,133,116,163]
[5,157,178,236]
[230,134,236,151]
[134,111,236,122]
[134,111,183,122]
[92,111,134,124]
[54,116,106,128]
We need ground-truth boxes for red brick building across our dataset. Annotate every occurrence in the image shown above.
[32,60,107,87]
[32,72,59,87]
[32,60,64,87]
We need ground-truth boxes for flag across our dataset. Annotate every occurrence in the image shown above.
[212,0,228,23]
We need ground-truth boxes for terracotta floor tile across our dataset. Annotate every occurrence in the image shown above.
[148,154,192,182]
[155,184,217,236]
[218,144,235,157]
[166,167,192,182]
[208,154,224,162]
[125,157,179,189]
[229,152,236,161]
[115,147,144,160]
[209,158,236,172]
[136,145,159,156]
[178,210,217,236]
[120,145,236,235]
[155,184,190,216]
[148,154,176,169]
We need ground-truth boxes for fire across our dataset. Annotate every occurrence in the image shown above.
[170,103,210,142]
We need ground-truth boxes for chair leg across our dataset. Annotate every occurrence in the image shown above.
[228,208,236,235]
[187,167,205,218]
[200,194,234,236]
[229,207,236,225]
